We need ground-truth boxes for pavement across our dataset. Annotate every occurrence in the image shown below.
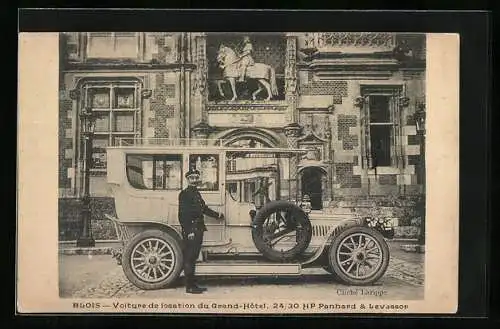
[59,240,424,300]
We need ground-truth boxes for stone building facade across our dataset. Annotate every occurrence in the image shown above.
[58,32,426,240]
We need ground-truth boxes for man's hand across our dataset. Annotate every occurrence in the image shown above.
[187,232,195,240]
[218,212,225,220]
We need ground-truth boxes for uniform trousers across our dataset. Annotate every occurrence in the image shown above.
[182,229,204,287]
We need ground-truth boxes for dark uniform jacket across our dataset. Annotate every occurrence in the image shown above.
[178,185,220,235]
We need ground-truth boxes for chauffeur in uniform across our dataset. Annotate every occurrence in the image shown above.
[178,168,224,294]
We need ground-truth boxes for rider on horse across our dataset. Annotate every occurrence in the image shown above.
[216,39,277,101]
[237,36,255,82]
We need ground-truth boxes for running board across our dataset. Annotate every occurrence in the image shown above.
[195,262,302,276]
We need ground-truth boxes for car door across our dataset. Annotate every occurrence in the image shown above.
[186,152,226,244]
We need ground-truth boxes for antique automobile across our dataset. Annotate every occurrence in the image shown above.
[105,138,393,290]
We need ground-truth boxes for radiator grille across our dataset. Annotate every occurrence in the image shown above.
[312,225,330,237]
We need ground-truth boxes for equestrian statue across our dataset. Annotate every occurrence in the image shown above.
[216,36,278,101]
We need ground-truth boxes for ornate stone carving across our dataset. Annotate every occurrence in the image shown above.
[414,97,426,134]
[285,37,298,94]
[196,36,208,95]
[297,133,328,163]
[324,117,332,139]
[283,121,303,200]
[69,89,80,100]
[304,33,396,50]
[141,89,152,99]
[62,32,81,62]
[393,39,414,62]
[301,146,322,161]
[354,96,365,108]
[207,102,287,112]
[191,122,213,139]
[285,36,299,123]
[283,123,303,138]
[215,36,280,102]
[399,96,410,107]
[415,96,426,111]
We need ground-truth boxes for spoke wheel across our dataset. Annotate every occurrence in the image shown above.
[252,200,312,262]
[122,229,183,290]
[328,226,389,285]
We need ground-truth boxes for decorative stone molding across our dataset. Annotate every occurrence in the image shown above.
[283,122,302,195]
[285,35,298,123]
[283,122,303,138]
[354,96,365,108]
[299,33,401,78]
[195,35,208,95]
[413,103,426,134]
[69,89,80,100]
[415,97,426,111]
[324,116,332,140]
[191,122,213,139]
[141,89,152,99]
[399,96,410,108]
[207,102,287,112]
[303,32,396,51]
[285,36,298,94]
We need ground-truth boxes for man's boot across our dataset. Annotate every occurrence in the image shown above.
[185,277,205,294]
[193,281,207,292]
[186,286,205,294]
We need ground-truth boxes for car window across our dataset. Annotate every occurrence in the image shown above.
[126,154,183,190]
[189,154,219,191]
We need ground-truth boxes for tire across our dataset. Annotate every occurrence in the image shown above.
[327,226,390,286]
[122,229,183,290]
[251,200,312,262]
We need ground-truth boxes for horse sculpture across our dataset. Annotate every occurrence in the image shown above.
[216,44,278,101]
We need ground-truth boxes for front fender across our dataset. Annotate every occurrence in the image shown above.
[326,217,368,244]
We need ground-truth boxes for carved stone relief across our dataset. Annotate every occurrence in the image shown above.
[206,34,286,102]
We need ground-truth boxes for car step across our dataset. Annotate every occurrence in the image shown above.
[195,262,302,276]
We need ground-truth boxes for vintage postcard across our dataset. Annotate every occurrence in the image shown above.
[17,31,459,314]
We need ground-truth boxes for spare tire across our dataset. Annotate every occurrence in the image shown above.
[251,200,313,262]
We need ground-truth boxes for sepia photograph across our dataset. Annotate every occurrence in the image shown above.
[57,32,426,299]
[17,29,459,314]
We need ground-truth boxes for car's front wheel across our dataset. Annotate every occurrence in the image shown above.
[327,226,390,286]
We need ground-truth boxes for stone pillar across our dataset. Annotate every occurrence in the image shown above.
[192,33,208,126]
[284,123,303,202]
[285,34,298,123]
[324,107,334,202]
[284,34,301,201]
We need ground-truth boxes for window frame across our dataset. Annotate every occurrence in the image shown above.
[188,153,221,192]
[79,80,142,173]
[126,154,184,191]
[360,85,403,170]
[85,32,143,60]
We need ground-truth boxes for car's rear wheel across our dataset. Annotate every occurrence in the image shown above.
[252,200,312,262]
[122,229,183,290]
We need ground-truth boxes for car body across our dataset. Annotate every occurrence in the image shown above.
[105,139,393,290]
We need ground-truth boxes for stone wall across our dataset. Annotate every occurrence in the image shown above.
[58,33,426,240]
